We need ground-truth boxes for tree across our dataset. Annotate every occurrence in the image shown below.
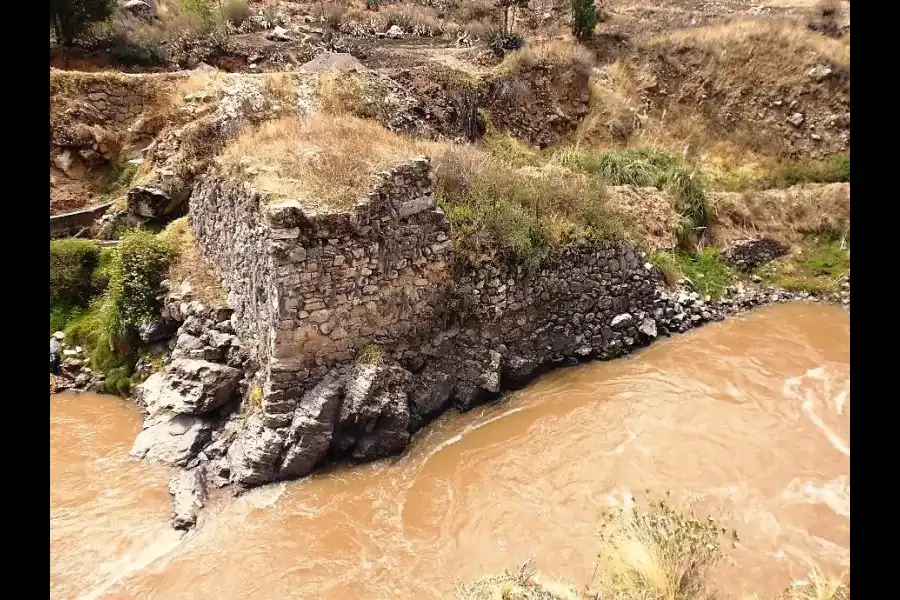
[49,0,116,46]
[571,0,599,40]
[496,0,528,37]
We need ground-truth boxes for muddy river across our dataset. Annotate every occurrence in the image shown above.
[50,302,850,599]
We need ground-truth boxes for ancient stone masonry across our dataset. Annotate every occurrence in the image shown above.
[132,153,851,528]
[185,155,685,490]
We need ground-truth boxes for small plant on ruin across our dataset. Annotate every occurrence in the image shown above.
[247,384,264,411]
[571,0,599,41]
[593,498,733,600]
[357,345,384,365]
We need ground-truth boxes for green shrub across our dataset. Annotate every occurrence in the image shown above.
[180,0,217,28]
[50,0,115,45]
[66,229,177,377]
[765,153,850,188]
[111,229,178,329]
[556,147,710,242]
[571,0,599,40]
[649,247,732,299]
[50,239,101,323]
[434,147,624,267]
[223,0,251,25]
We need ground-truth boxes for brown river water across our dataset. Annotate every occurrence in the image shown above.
[50,302,850,600]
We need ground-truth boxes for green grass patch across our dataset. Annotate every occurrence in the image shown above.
[649,247,733,299]
[758,236,849,295]
[356,344,383,365]
[708,153,850,192]
[50,238,104,333]
[101,157,139,196]
[433,144,629,269]
[62,229,178,385]
[552,147,709,246]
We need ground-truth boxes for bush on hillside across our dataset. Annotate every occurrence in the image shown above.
[50,239,101,315]
[433,145,626,267]
[65,229,177,376]
[111,229,178,329]
[223,0,251,26]
[571,0,599,40]
[553,147,709,246]
[50,0,116,46]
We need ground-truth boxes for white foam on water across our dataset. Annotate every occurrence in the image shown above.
[613,429,637,455]
[421,405,527,463]
[77,528,187,600]
[242,481,288,509]
[782,367,850,457]
[781,476,850,518]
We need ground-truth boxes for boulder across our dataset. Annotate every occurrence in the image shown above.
[351,391,410,462]
[130,414,213,467]
[279,376,343,479]
[137,359,242,415]
[168,467,207,530]
[50,338,62,374]
[638,318,658,339]
[139,321,171,344]
[386,24,404,39]
[227,415,286,487]
[501,355,542,391]
[723,238,789,272]
[122,0,156,21]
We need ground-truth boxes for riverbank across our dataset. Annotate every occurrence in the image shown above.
[50,303,850,599]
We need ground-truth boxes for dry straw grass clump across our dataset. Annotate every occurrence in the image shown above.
[220,114,422,209]
[778,566,849,600]
[501,38,596,73]
[650,19,849,69]
[591,499,730,600]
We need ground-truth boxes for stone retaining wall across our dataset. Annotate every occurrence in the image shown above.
[187,156,671,487]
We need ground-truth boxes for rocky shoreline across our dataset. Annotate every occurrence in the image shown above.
[50,259,849,531]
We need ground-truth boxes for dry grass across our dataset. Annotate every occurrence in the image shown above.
[649,19,849,68]
[220,114,423,209]
[455,558,579,600]
[315,71,395,121]
[708,182,850,246]
[500,38,596,73]
[592,499,728,600]
[161,217,227,306]
[779,566,849,600]
[576,61,644,147]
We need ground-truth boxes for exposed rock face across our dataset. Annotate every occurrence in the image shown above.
[138,359,242,415]
[723,237,790,272]
[130,414,212,467]
[130,156,851,530]
[168,467,207,530]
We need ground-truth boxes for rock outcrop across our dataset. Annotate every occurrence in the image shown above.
[168,467,207,530]
[723,237,790,272]
[125,152,851,530]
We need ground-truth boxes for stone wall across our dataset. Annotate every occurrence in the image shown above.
[49,71,174,132]
[191,157,451,424]
[187,156,674,488]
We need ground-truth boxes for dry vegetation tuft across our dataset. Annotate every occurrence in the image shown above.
[161,217,227,307]
[458,501,848,600]
[650,19,849,69]
[500,38,596,73]
[220,114,423,209]
[778,566,849,600]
